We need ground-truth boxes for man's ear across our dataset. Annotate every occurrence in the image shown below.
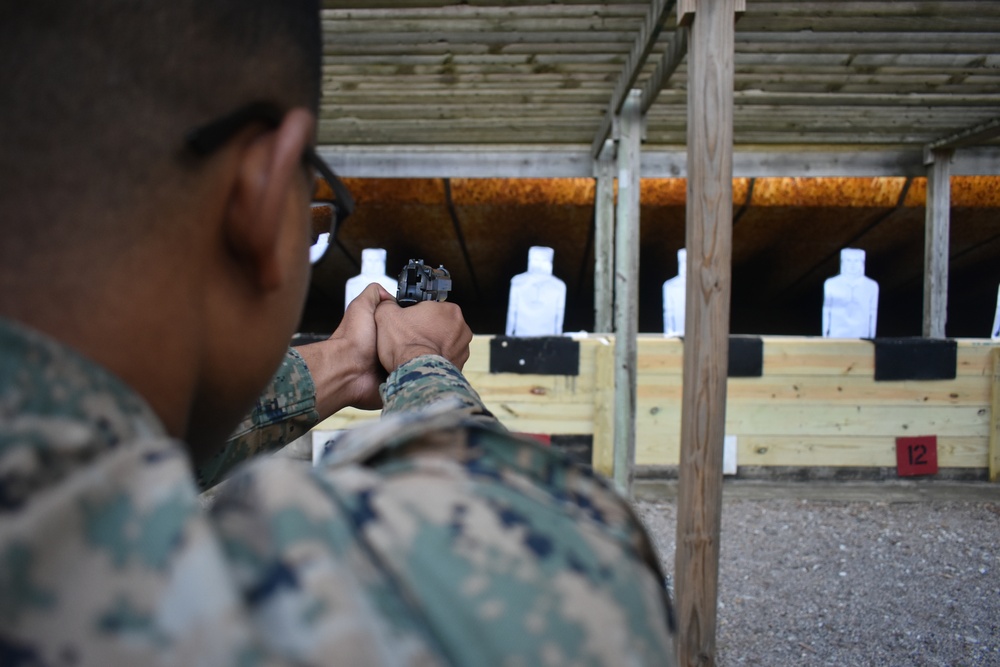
[223,108,315,292]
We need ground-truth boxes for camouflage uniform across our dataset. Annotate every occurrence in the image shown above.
[0,317,677,666]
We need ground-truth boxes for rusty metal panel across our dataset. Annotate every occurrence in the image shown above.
[906,176,1000,207]
[751,177,908,208]
[303,175,1000,337]
[450,178,595,206]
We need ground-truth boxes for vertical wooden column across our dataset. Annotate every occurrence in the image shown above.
[676,0,738,664]
[612,90,642,497]
[592,340,616,478]
[990,349,1000,483]
[594,140,616,334]
[923,148,953,339]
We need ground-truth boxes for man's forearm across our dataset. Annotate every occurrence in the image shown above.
[296,337,380,418]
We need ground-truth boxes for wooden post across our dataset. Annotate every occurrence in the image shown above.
[592,339,616,477]
[923,148,953,339]
[990,349,1000,483]
[612,90,642,497]
[675,0,737,664]
[594,140,616,334]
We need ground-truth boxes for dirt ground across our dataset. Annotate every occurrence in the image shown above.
[635,491,1000,666]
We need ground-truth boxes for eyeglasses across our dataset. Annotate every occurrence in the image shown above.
[184,102,354,245]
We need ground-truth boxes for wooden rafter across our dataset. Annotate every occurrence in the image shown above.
[925,116,1000,163]
[590,0,677,157]
[640,25,688,115]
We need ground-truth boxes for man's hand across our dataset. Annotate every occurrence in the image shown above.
[297,283,395,414]
[297,284,471,417]
[374,298,472,372]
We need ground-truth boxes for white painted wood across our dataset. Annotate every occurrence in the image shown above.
[923,148,953,339]
[723,435,738,476]
[612,90,642,498]
[681,0,742,25]
[317,146,1000,178]
[317,146,594,178]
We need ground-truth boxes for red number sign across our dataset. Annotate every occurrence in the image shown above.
[517,433,551,446]
[896,435,938,477]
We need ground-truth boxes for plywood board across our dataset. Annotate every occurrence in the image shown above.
[593,340,616,477]
[461,371,596,403]
[636,375,991,406]
[990,349,1000,482]
[639,403,989,437]
[635,435,988,468]
[316,335,998,472]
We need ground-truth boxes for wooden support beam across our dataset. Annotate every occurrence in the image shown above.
[640,27,688,116]
[591,0,676,158]
[593,339,616,478]
[612,90,642,497]
[679,0,744,26]
[923,148,953,339]
[990,349,1000,483]
[318,146,1000,179]
[925,116,1000,160]
[675,0,737,664]
[593,140,616,334]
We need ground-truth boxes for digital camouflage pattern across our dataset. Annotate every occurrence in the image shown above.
[197,348,320,490]
[0,317,677,666]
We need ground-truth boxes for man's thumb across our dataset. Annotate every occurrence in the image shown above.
[357,283,394,308]
[372,283,396,303]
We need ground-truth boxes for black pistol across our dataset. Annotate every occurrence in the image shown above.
[396,259,452,307]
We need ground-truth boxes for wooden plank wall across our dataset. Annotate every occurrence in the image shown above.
[316,336,604,434]
[315,335,999,478]
[626,336,995,474]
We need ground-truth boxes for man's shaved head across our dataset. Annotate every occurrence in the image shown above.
[0,0,321,261]
[0,0,325,448]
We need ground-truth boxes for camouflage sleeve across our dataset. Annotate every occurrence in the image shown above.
[197,348,320,489]
[380,355,499,426]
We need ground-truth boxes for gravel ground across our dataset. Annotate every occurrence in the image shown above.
[635,497,1000,666]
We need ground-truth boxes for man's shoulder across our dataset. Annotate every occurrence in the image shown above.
[0,318,165,435]
[0,317,172,509]
[0,425,218,654]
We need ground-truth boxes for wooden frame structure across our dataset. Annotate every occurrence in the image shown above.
[317,2,1000,663]
[320,335,999,475]
[992,349,1000,482]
